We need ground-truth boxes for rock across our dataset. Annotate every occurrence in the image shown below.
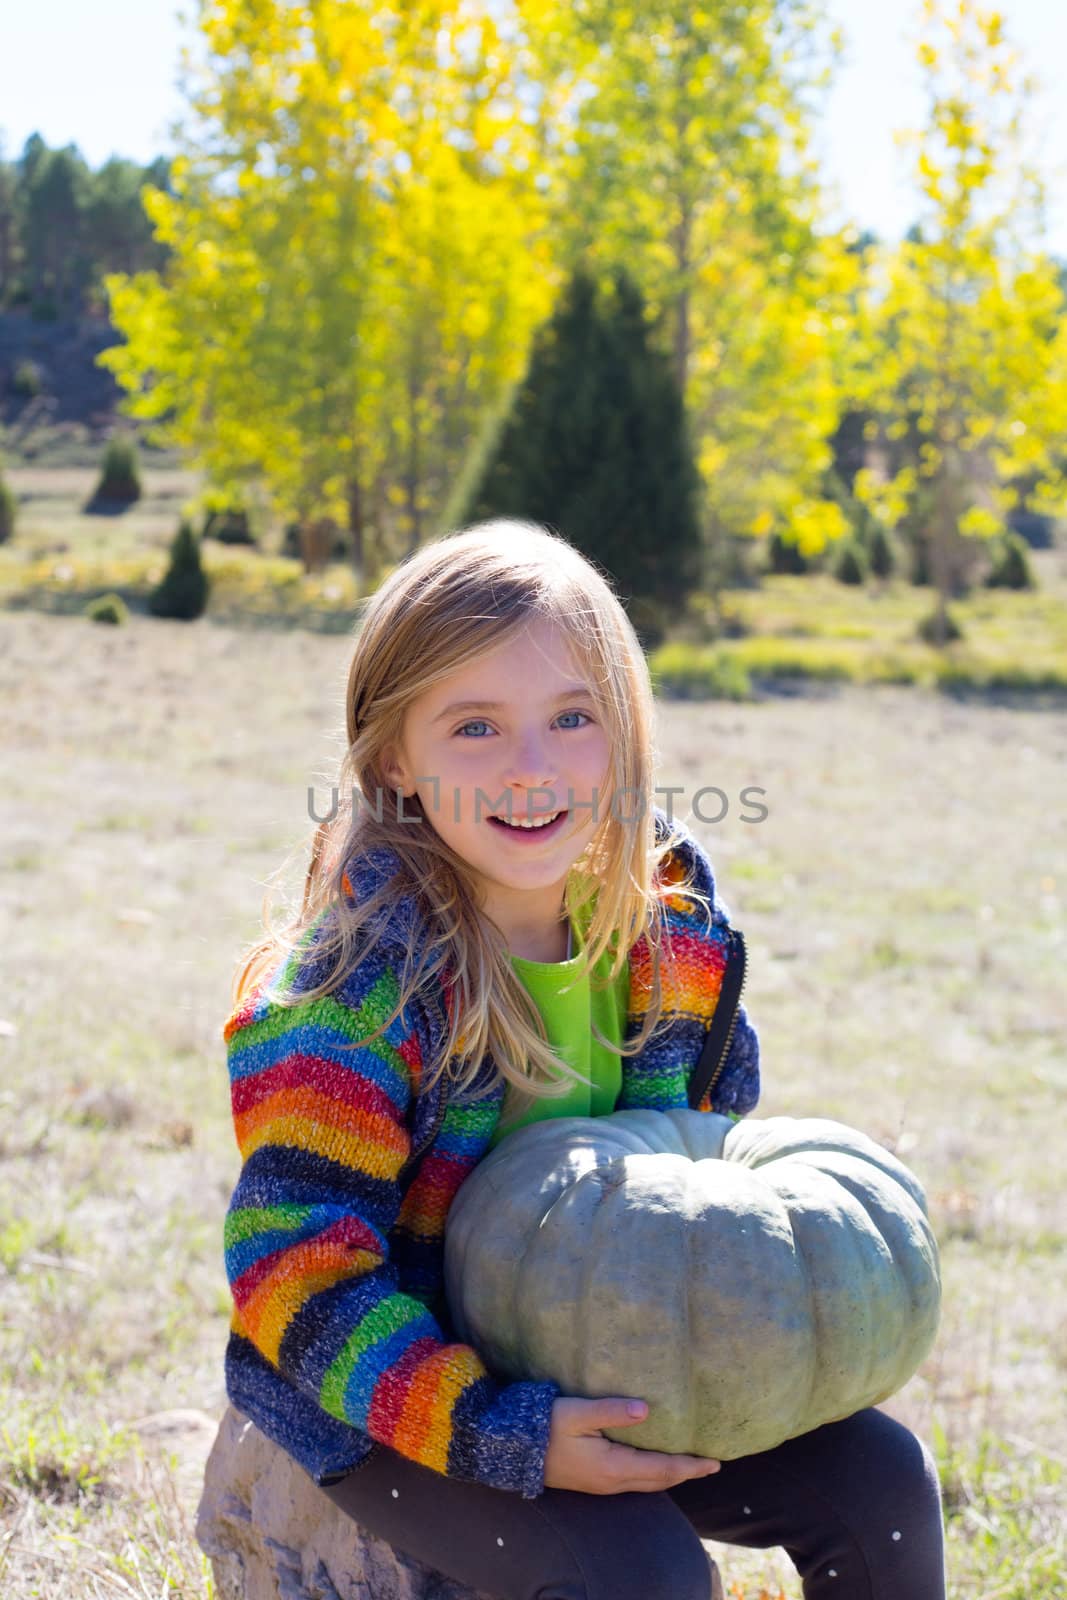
[196,1405,724,1600]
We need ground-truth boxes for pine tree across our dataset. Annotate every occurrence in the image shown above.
[451,266,703,624]
[149,520,210,620]
[868,523,896,580]
[87,434,142,508]
[832,539,868,586]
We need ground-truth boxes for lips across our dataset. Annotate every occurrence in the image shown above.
[493,812,560,824]
[488,810,569,837]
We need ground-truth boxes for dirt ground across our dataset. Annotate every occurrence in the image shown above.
[1,607,1064,1597]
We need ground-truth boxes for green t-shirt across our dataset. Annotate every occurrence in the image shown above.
[487,898,630,1151]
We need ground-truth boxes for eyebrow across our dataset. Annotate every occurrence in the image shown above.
[431,685,596,724]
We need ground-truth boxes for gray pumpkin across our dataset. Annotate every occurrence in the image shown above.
[443,1110,941,1459]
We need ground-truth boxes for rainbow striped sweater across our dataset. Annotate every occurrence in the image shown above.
[221,805,760,1498]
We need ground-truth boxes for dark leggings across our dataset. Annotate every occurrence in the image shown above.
[318,1406,946,1600]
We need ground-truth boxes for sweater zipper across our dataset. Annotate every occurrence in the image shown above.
[691,926,748,1109]
[398,1082,448,1185]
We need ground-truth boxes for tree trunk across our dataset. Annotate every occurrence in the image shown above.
[928,451,956,649]
[346,475,366,589]
[405,368,422,557]
[298,518,332,574]
[671,196,693,395]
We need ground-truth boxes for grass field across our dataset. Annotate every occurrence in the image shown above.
[1,468,1065,1596]
[3,462,1067,697]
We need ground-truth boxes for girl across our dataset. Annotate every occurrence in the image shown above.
[221,520,946,1600]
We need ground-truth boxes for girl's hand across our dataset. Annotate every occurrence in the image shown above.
[543,1396,722,1495]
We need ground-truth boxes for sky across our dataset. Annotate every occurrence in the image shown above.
[2,0,1066,256]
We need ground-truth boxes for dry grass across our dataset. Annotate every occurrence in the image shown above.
[1,601,1064,1597]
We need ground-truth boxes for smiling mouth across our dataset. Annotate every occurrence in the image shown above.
[488,809,569,834]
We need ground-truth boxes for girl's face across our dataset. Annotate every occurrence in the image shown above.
[382,617,613,951]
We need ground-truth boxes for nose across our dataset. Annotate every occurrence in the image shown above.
[504,735,559,809]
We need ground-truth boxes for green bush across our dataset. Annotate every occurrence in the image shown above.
[84,592,129,625]
[203,507,257,546]
[11,360,44,398]
[148,520,209,620]
[985,532,1035,590]
[89,435,142,505]
[832,539,868,585]
[917,604,964,646]
[0,475,15,543]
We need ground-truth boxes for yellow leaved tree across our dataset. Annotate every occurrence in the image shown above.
[850,0,1067,645]
[98,1,564,580]
[519,0,866,577]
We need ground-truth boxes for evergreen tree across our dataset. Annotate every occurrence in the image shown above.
[451,266,703,620]
[868,523,896,580]
[149,520,209,620]
[832,539,868,586]
[87,435,142,508]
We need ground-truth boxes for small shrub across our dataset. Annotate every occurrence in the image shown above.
[88,436,142,506]
[917,604,964,646]
[765,531,808,575]
[84,593,129,625]
[203,507,257,546]
[985,532,1035,590]
[11,359,44,398]
[832,539,867,585]
[867,524,896,579]
[148,520,209,620]
[0,475,15,543]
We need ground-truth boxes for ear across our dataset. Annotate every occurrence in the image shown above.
[379,742,412,796]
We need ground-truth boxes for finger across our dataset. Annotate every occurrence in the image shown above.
[577,1397,650,1431]
[615,1449,721,1484]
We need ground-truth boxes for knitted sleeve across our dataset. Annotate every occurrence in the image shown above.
[221,953,559,1499]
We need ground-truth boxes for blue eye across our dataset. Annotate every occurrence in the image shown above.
[454,711,592,738]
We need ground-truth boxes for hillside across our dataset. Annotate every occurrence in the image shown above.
[0,309,134,464]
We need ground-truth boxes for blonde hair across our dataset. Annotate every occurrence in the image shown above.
[230,519,712,1122]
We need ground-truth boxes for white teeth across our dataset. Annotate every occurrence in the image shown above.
[496,811,561,830]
